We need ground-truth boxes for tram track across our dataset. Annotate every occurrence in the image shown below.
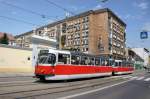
[0,76,125,99]
[0,81,37,88]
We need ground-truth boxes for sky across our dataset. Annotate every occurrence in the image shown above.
[0,0,150,48]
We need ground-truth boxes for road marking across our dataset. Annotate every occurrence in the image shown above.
[0,80,34,84]
[144,78,150,81]
[122,75,132,79]
[130,76,138,80]
[136,77,145,80]
[58,79,132,99]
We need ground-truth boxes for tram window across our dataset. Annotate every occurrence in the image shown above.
[85,57,89,65]
[119,62,122,66]
[105,60,109,66]
[58,53,70,64]
[38,53,56,64]
[101,59,105,66]
[80,56,87,65]
[71,55,80,65]
[95,58,100,66]
[71,55,76,64]
[39,55,47,64]
[122,61,126,67]
[88,57,92,65]
[48,54,56,64]
[91,58,95,65]
[109,60,114,66]
[115,62,118,66]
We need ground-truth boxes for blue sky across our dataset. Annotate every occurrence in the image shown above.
[0,0,150,48]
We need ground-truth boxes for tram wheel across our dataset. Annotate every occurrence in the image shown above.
[112,71,115,76]
[39,77,46,81]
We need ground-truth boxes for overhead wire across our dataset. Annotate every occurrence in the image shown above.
[0,1,59,20]
[0,0,76,29]
[0,15,39,26]
[44,0,75,16]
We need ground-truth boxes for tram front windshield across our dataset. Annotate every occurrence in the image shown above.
[38,53,56,65]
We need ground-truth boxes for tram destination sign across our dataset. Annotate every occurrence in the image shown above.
[40,50,49,54]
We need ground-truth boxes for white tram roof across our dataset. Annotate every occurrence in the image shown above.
[47,49,70,54]
[115,60,123,62]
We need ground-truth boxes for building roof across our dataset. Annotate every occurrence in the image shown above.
[0,44,32,51]
[15,30,33,38]
[15,8,126,38]
[0,32,15,41]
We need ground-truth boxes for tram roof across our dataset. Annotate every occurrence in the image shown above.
[70,51,101,58]
[48,49,70,54]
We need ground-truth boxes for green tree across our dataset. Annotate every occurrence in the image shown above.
[0,33,9,45]
[61,35,66,48]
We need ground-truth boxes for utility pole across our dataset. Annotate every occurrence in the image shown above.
[140,30,149,69]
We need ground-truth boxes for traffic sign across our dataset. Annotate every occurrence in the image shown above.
[140,31,148,39]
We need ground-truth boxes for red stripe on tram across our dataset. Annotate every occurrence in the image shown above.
[35,65,113,75]
[113,67,134,72]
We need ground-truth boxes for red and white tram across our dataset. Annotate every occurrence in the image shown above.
[35,49,134,80]
[112,60,134,75]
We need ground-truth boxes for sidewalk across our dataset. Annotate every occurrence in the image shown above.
[0,72,34,78]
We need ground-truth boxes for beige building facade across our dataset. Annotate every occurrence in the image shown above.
[0,44,33,73]
[15,8,126,60]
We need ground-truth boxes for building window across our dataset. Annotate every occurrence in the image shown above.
[86,48,88,51]
[100,46,104,52]
[82,23,89,30]
[38,31,42,36]
[82,16,89,23]
[82,38,88,45]
[62,23,67,33]
[82,30,88,37]
[74,23,80,31]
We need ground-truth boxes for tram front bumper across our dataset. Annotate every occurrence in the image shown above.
[34,74,55,78]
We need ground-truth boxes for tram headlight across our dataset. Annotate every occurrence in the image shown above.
[40,69,45,73]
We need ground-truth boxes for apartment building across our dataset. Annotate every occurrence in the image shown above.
[15,8,126,60]
[132,48,150,67]
[126,48,144,69]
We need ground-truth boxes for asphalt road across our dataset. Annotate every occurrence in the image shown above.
[0,70,149,99]
[0,76,34,83]
[57,72,150,99]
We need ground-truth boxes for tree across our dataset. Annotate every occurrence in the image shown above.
[61,35,66,48]
[0,33,9,45]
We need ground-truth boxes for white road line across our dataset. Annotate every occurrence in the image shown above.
[136,77,145,80]
[58,79,132,99]
[144,78,150,81]
[0,80,34,84]
[130,76,138,80]
[122,75,132,79]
